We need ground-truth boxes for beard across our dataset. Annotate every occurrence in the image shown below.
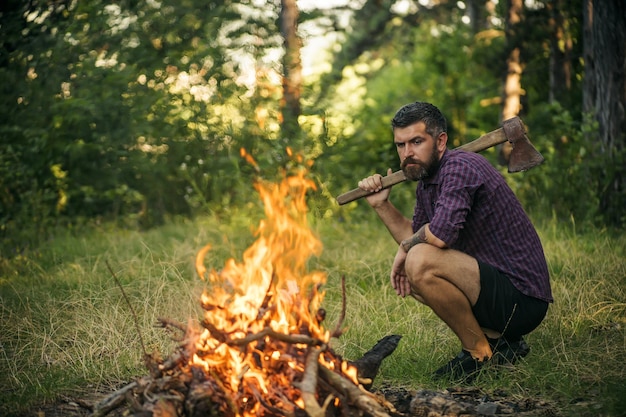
[401,145,440,181]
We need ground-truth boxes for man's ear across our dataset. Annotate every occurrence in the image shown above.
[437,132,448,151]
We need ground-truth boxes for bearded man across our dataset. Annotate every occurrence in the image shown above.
[357,101,552,381]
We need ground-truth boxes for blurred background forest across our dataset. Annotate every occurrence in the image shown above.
[1,0,625,258]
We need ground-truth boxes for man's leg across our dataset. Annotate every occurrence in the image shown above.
[404,244,492,361]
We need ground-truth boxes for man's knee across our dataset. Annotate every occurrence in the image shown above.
[405,244,440,286]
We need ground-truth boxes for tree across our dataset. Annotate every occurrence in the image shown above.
[0,0,270,253]
[498,0,524,164]
[279,0,303,140]
[583,0,626,227]
[547,0,575,105]
[465,0,491,34]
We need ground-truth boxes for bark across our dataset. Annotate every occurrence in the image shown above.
[280,0,303,140]
[499,0,524,165]
[465,0,490,34]
[548,0,573,104]
[583,0,626,227]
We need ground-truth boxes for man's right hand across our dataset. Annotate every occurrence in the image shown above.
[358,168,394,208]
[390,245,411,297]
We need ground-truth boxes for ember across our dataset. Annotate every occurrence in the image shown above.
[93,167,399,417]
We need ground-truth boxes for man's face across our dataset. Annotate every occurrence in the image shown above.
[394,122,447,181]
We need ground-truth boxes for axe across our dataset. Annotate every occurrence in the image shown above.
[336,116,544,205]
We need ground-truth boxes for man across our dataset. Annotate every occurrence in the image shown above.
[357,101,552,381]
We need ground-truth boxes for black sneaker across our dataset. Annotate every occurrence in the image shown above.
[489,336,530,365]
[433,349,487,382]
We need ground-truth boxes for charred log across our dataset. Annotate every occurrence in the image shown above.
[350,335,402,391]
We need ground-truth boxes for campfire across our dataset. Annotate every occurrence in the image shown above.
[93,166,400,417]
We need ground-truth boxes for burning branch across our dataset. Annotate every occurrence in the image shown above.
[319,366,394,417]
[229,326,322,347]
[298,345,328,417]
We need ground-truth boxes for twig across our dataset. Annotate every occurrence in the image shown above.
[203,320,323,347]
[157,349,189,375]
[330,275,348,338]
[209,369,239,415]
[105,260,147,356]
[201,320,228,343]
[229,326,323,347]
[91,381,139,417]
[250,384,294,417]
[257,272,277,320]
[156,317,187,334]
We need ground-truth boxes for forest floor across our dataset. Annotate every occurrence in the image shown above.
[15,382,593,417]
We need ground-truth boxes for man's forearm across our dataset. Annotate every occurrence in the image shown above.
[371,200,413,244]
[401,225,428,252]
[400,223,448,251]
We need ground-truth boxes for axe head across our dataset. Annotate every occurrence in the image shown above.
[502,117,545,173]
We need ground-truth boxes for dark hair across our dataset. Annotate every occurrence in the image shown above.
[391,101,447,138]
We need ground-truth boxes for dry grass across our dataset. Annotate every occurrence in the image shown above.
[0,212,624,416]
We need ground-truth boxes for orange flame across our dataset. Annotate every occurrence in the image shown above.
[191,167,357,415]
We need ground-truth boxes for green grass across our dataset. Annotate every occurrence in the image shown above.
[1,211,625,416]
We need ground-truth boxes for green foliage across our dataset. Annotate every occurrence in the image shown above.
[317,18,506,216]
[313,1,607,231]
[508,102,603,225]
[1,0,621,259]
[0,0,289,255]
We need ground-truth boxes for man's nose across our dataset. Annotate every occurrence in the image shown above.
[402,144,413,158]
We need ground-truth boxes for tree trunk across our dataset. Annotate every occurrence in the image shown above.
[279,0,303,140]
[583,0,626,227]
[465,0,490,34]
[499,0,524,165]
[548,0,573,104]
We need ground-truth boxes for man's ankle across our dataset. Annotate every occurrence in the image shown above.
[465,341,493,361]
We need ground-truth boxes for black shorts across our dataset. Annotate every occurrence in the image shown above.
[471,261,549,340]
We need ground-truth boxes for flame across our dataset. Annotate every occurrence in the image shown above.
[190,167,357,416]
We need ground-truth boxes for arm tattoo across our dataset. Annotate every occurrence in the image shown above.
[401,225,428,252]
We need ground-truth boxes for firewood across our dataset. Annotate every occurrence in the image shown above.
[229,326,322,347]
[250,384,296,417]
[185,379,222,417]
[92,380,139,417]
[350,335,402,391]
[318,365,393,417]
[93,275,400,416]
[297,345,326,417]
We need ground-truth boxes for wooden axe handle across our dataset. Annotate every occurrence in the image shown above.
[335,123,510,205]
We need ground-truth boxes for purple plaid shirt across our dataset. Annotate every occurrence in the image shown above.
[412,149,552,302]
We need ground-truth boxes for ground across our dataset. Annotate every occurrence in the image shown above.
[15,383,568,417]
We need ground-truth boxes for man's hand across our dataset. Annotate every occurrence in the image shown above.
[358,168,394,208]
[390,245,411,297]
